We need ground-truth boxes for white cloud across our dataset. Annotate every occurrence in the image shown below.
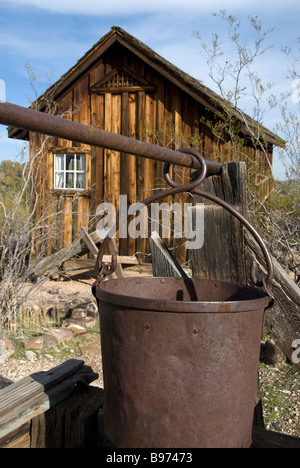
[3,0,299,16]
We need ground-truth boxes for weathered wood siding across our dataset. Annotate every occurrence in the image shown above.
[30,43,273,258]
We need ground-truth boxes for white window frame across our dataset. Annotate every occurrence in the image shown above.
[54,153,86,191]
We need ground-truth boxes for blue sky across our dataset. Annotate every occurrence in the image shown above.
[0,0,299,180]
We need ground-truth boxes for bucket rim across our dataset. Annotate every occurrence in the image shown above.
[95,277,270,313]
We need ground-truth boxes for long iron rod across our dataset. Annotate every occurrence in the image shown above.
[0,102,222,175]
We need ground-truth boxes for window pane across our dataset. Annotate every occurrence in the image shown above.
[76,172,85,189]
[55,172,64,189]
[65,172,74,189]
[54,154,64,171]
[53,153,86,190]
[66,154,75,170]
[76,154,85,171]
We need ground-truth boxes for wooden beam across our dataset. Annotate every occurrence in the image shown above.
[0,360,98,441]
[150,232,188,278]
[30,230,103,279]
[245,231,300,371]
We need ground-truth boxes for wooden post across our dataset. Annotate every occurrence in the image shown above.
[190,162,247,283]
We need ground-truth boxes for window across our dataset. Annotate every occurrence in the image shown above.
[54,153,86,190]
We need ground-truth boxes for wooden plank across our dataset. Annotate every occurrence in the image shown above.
[30,229,103,278]
[0,360,98,440]
[76,196,90,238]
[127,92,137,256]
[62,196,73,248]
[30,386,104,448]
[0,422,31,449]
[245,231,300,371]
[252,425,300,448]
[80,228,124,278]
[80,228,98,257]
[150,232,188,278]
[79,229,138,266]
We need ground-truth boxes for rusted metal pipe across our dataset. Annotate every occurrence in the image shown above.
[0,101,222,175]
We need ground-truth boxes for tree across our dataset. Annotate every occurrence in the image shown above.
[193,11,299,284]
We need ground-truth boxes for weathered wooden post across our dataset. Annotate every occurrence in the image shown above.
[189,161,247,284]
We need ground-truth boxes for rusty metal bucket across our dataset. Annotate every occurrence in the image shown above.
[92,150,274,448]
[94,277,269,448]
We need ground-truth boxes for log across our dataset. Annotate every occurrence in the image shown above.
[30,230,103,279]
[245,231,300,371]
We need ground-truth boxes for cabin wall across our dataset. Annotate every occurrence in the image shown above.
[30,45,273,259]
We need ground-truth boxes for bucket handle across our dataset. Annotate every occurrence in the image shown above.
[95,149,274,302]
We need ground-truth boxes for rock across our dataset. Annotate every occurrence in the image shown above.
[0,338,15,362]
[25,350,37,361]
[63,316,97,329]
[63,324,88,336]
[0,339,5,364]
[21,300,42,315]
[48,286,60,295]
[87,301,98,317]
[3,338,15,359]
[25,335,44,349]
[263,340,287,367]
[71,307,88,319]
[43,333,60,347]
[54,303,72,319]
[43,328,74,347]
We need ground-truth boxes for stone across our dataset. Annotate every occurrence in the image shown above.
[0,339,5,364]
[48,286,60,295]
[43,333,60,347]
[25,350,37,361]
[63,324,88,335]
[54,303,72,319]
[263,340,287,366]
[71,307,88,319]
[87,301,98,317]
[0,338,15,362]
[3,338,15,359]
[43,328,74,347]
[25,335,44,349]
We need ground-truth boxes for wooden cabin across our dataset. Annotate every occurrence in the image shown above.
[8,27,278,258]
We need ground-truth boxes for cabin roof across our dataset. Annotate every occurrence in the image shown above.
[8,26,280,146]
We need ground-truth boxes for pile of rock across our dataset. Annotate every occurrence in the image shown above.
[22,289,99,350]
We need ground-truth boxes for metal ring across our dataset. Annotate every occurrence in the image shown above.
[163,148,208,190]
